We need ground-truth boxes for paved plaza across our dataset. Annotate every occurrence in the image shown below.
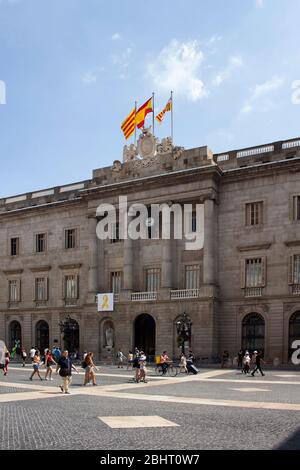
[1,365,300,450]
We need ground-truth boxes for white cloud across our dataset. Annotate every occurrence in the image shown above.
[112,33,121,41]
[147,39,206,102]
[82,71,97,85]
[255,0,264,7]
[213,56,243,87]
[111,47,132,68]
[241,76,284,114]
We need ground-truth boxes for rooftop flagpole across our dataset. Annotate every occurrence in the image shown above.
[152,92,155,135]
[171,90,174,143]
[134,100,137,146]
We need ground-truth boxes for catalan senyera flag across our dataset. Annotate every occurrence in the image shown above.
[156,97,172,124]
[135,97,153,129]
[121,108,136,140]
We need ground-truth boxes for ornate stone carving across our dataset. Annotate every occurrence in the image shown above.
[112,160,122,172]
[173,146,185,160]
[156,137,173,155]
[123,144,138,162]
[137,127,157,159]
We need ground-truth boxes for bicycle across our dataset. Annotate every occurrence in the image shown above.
[154,363,180,377]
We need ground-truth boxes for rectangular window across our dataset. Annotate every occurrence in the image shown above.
[245,258,263,287]
[146,268,160,292]
[65,229,76,249]
[292,255,300,284]
[64,275,78,299]
[245,202,263,226]
[36,233,46,253]
[35,277,47,301]
[9,280,20,301]
[293,196,300,221]
[191,211,197,233]
[10,237,19,256]
[185,265,200,289]
[110,272,122,293]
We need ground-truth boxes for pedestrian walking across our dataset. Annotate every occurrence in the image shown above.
[44,349,56,381]
[242,351,251,374]
[3,352,10,376]
[29,351,43,381]
[29,346,36,363]
[179,353,188,373]
[21,347,27,367]
[56,350,79,394]
[139,351,147,383]
[83,352,98,386]
[116,349,126,368]
[221,350,229,368]
[237,349,243,369]
[127,350,133,370]
[251,351,265,377]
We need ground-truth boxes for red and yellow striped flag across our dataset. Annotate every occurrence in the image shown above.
[136,97,153,129]
[121,108,136,140]
[155,97,172,124]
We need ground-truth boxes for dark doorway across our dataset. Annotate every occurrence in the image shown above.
[134,314,156,359]
[9,321,21,351]
[289,311,300,359]
[242,313,265,355]
[63,318,80,354]
[36,320,49,353]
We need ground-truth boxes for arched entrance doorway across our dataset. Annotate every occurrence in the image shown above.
[9,321,22,351]
[289,311,300,359]
[36,320,49,353]
[134,314,156,360]
[62,318,79,354]
[242,313,265,355]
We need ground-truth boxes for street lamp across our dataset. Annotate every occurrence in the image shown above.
[176,312,192,354]
[59,315,77,353]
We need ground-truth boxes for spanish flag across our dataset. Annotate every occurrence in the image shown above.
[121,108,136,140]
[156,97,172,124]
[135,97,153,129]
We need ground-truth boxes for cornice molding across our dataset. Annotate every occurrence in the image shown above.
[237,243,272,252]
[58,263,82,270]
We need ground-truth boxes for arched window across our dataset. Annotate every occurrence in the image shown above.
[289,311,300,359]
[242,313,265,355]
[36,320,49,353]
[9,321,21,351]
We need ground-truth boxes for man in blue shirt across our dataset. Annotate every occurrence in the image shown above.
[56,350,78,394]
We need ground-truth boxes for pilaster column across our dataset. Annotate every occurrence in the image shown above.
[88,216,98,295]
[123,235,133,291]
[203,197,215,285]
[161,215,172,289]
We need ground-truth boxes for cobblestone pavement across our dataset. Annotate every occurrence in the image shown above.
[1,365,300,450]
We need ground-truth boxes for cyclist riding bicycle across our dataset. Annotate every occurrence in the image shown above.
[160,351,172,374]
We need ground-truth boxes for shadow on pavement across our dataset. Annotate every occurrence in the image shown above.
[275,427,300,450]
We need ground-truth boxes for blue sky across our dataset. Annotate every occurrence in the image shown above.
[0,0,300,197]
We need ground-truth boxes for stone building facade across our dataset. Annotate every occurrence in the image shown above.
[1,135,300,364]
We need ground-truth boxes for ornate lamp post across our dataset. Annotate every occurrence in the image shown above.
[176,312,192,354]
[59,315,77,353]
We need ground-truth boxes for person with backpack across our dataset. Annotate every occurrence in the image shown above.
[83,352,98,386]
